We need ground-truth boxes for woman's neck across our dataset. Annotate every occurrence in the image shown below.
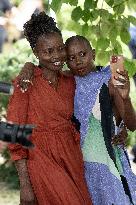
[39,64,60,88]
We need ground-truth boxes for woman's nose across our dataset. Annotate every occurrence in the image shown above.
[53,49,60,60]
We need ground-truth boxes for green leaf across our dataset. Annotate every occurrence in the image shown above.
[117,17,130,29]
[82,9,91,22]
[114,0,124,4]
[120,28,131,44]
[96,38,110,50]
[124,59,136,77]
[108,26,118,42]
[84,0,97,10]
[99,9,110,21]
[82,23,89,36]
[128,15,136,26]
[90,25,100,36]
[112,42,123,54]
[91,9,99,21]
[92,0,97,9]
[101,22,111,35]
[71,6,82,22]
[68,0,78,6]
[113,4,125,14]
[96,51,110,66]
[105,0,114,7]
[50,0,62,12]
[84,0,93,10]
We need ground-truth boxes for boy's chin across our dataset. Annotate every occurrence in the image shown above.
[75,71,89,77]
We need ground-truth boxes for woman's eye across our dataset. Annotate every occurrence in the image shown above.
[42,50,48,54]
[59,46,65,51]
[80,52,86,57]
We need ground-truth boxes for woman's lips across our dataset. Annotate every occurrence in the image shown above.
[53,61,61,66]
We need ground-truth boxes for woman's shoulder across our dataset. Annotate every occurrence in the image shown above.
[61,70,75,83]
[62,70,73,77]
[61,70,75,89]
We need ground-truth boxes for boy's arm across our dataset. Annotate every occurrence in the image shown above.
[109,74,136,131]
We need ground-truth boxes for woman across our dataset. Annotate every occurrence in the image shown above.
[7,13,92,205]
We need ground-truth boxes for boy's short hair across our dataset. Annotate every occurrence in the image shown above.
[65,35,92,50]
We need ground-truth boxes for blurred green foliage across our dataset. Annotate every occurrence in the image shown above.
[0,39,37,189]
[50,0,136,77]
[127,131,136,147]
[0,39,37,111]
[10,0,22,7]
[0,148,19,189]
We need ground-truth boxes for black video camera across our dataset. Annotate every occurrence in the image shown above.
[0,121,34,148]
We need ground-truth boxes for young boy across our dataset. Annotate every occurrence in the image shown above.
[65,36,136,205]
[18,35,136,205]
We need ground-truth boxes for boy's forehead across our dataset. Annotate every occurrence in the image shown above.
[67,39,90,53]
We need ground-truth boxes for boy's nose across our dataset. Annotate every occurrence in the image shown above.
[76,57,82,65]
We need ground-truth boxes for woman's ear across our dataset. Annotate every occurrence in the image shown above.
[92,49,95,61]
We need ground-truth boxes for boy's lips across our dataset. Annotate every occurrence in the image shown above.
[77,67,86,73]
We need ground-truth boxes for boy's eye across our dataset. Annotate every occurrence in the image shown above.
[68,56,75,61]
[80,52,86,57]
[48,48,53,54]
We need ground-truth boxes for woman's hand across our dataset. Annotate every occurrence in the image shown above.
[114,70,130,100]
[17,62,35,93]
[112,125,127,146]
[20,183,37,205]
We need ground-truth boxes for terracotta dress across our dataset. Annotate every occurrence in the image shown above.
[7,68,92,205]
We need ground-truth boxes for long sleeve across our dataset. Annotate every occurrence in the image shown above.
[7,79,29,161]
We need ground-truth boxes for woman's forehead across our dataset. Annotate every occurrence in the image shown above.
[36,33,64,48]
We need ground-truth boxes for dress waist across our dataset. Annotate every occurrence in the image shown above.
[32,121,80,143]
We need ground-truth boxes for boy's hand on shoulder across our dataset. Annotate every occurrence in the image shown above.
[62,70,73,77]
[17,62,35,93]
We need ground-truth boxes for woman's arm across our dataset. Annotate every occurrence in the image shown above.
[7,78,37,204]
[15,159,37,205]
[7,78,30,160]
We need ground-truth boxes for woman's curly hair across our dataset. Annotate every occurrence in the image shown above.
[23,12,62,50]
